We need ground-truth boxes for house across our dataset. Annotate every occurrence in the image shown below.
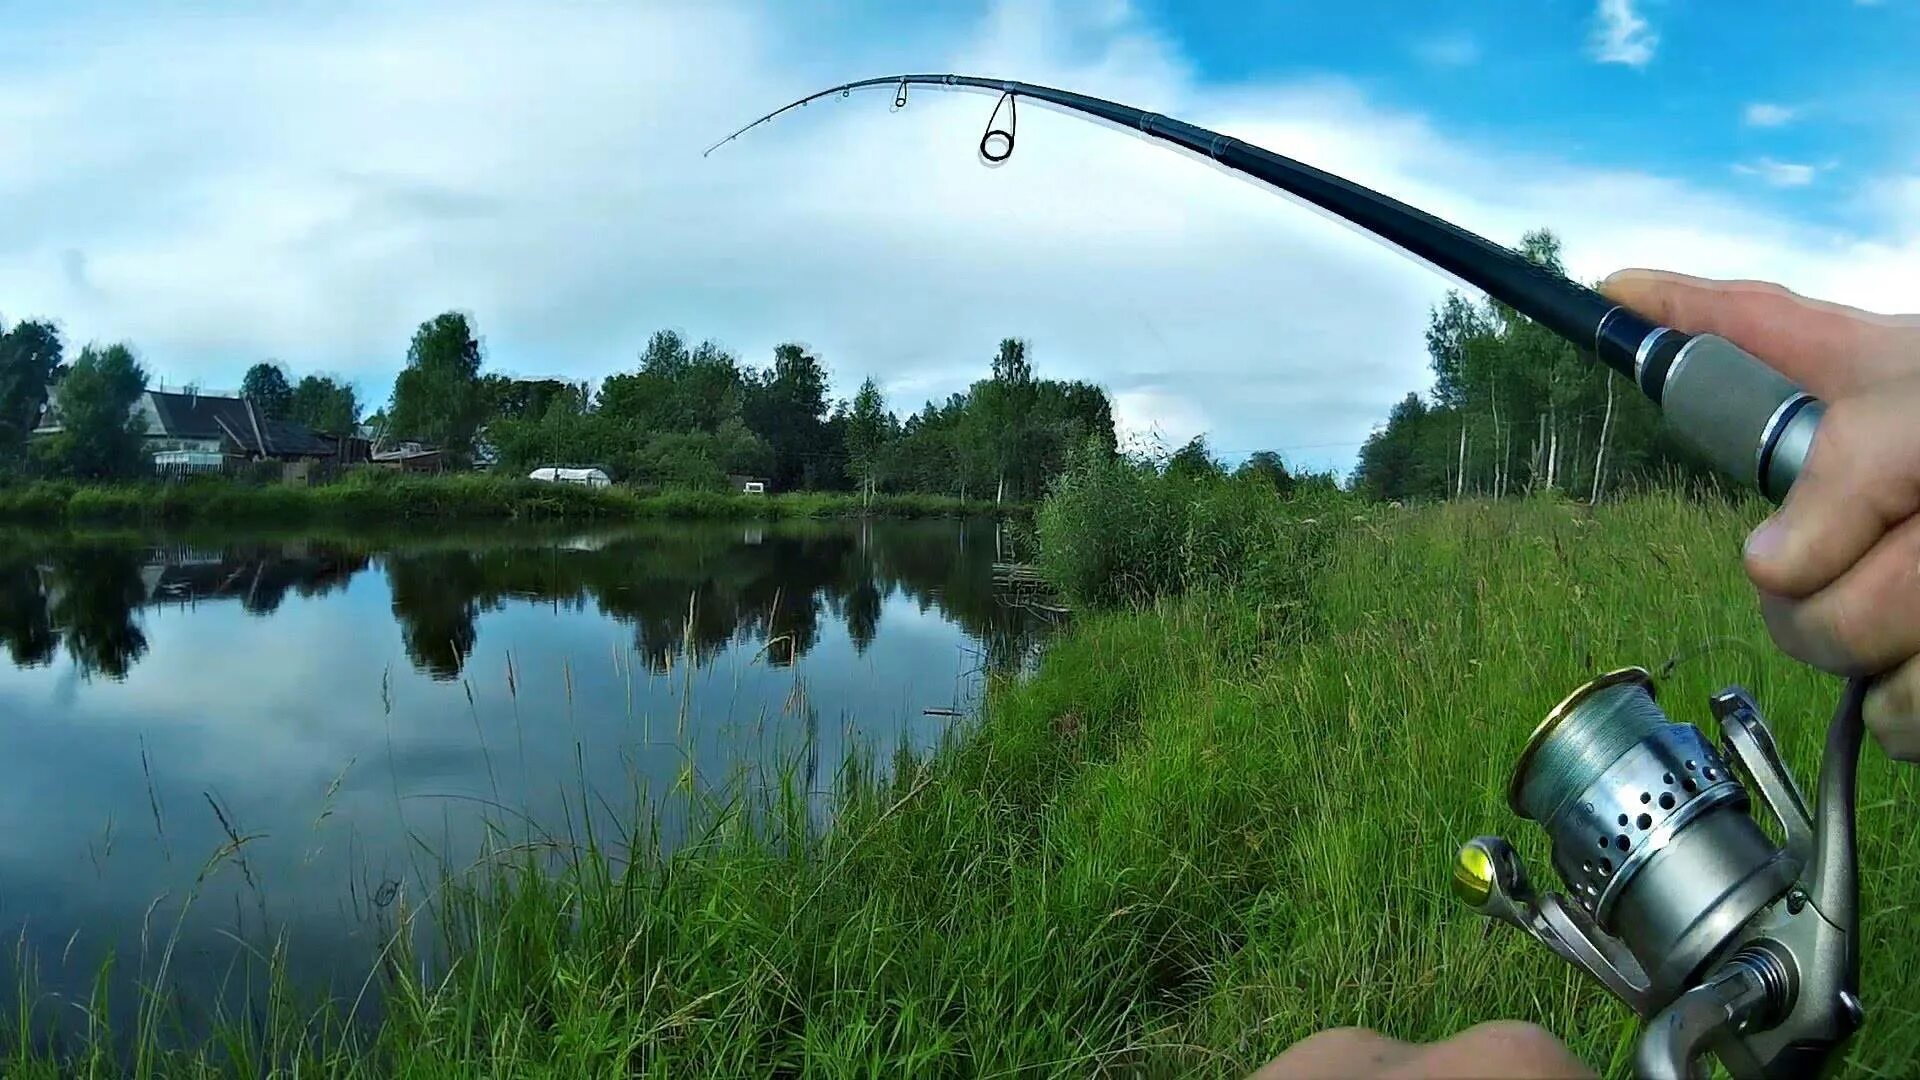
[140,390,340,468]
[38,388,348,473]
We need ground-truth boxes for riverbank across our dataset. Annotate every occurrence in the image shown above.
[8,493,1919,1076]
[0,475,1012,526]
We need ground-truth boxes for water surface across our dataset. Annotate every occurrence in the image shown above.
[0,518,1043,1014]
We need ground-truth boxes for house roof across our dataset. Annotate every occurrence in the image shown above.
[146,391,336,457]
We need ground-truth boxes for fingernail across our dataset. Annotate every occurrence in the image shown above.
[1745,515,1787,564]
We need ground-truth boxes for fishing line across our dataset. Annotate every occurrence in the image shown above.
[1514,678,1666,825]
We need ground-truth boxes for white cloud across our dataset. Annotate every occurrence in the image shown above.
[1414,33,1481,68]
[0,0,1912,480]
[1591,0,1657,67]
[1743,102,1797,127]
[1733,158,1823,188]
[1111,386,1210,455]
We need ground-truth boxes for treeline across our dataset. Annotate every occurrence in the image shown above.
[3,306,1121,501]
[239,362,360,436]
[412,317,1120,500]
[1349,230,1715,503]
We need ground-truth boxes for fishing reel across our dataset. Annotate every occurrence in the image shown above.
[1454,669,1868,1079]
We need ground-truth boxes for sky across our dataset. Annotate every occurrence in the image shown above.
[1,0,1915,476]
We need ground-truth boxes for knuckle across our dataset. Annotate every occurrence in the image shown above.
[1729,278,1798,301]
[1807,398,1865,478]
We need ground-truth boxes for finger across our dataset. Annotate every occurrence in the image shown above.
[1600,269,1920,400]
[1252,1028,1414,1079]
[1385,1022,1594,1080]
[1865,658,1920,763]
[1743,378,1920,599]
[1756,511,1920,674]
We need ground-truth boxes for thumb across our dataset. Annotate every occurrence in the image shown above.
[1744,376,1920,598]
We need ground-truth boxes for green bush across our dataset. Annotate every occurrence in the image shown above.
[1036,447,1356,609]
[0,481,78,522]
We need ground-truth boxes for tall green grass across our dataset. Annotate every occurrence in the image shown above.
[0,474,1006,526]
[7,491,1918,1076]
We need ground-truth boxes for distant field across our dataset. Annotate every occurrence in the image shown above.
[6,493,1915,1077]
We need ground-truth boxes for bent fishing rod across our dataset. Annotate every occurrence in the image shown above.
[713,74,1870,1079]
[709,73,1824,505]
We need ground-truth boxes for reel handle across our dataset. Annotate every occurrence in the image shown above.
[1453,836,1653,1014]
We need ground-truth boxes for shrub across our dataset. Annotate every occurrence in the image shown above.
[1036,447,1356,610]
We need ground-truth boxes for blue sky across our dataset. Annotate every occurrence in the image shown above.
[1,0,1914,474]
[1149,1,1916,224]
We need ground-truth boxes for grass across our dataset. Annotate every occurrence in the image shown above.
[0,474,1010,527]
[6,491,1919,1076]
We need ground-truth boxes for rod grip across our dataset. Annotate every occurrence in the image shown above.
[1657,334,1822,504]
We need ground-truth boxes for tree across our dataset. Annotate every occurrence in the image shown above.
[599,331,747,434]
[1350,226,1722,503]
[0,318,65,467]
[844,378,892,502]
[975,338,1037,502]
[41,344,147,478]
[1235,450,1293,494]
[1166,435,1224,482]
[1351,393,1435,502]
[240,362,293,419]
[744,343,832,490]
[288,375,360,436]
[1028,378,1115,493]
[389,312,485,459]
[482,375,577,423]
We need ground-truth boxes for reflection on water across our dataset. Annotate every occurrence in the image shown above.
[0,518,1044,1021]
[1,522,1039,682]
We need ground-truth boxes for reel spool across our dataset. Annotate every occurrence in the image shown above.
[1453,669,1868,1079]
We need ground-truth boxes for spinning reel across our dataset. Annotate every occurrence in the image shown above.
[1454,670,1868,1079]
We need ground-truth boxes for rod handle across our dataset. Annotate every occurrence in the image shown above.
[1653,334,1822,504]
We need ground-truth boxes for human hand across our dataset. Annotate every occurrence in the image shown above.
[1602,270,1920,760]
[1252,1022,1593,1079]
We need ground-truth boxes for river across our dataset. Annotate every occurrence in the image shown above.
[0,517,1046,1017]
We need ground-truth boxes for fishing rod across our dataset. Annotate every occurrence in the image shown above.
[712,74,1865,1079]
[708,73,1824,504]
